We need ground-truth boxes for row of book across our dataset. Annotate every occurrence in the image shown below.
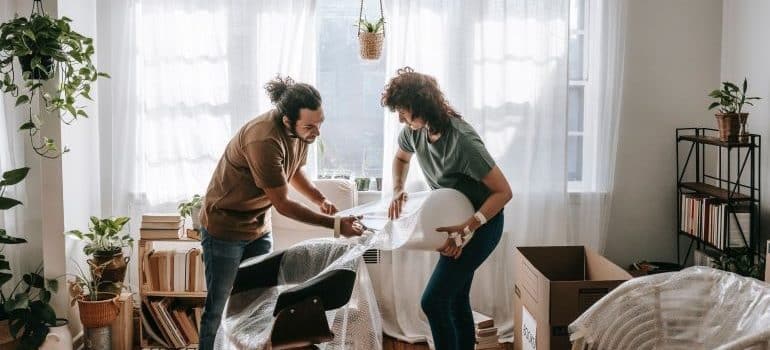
[143,297,203,348]
[680,194,751,249]
[472,311,501,350]
[142,248,206,292]
[141,213,185,240]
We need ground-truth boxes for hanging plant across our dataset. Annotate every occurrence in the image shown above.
[0,1,109,158]
[357,0,385,60]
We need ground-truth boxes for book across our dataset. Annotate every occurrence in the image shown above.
[140,227,184,240]
[194,307,203,332]
[141,301,169,348]
[472,311,494,329]
[142,213,183,223]
[141,221,184,230]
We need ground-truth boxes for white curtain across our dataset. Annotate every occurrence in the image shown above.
[379,0,570,345]
[0,0,36,297]
[567,0,628,252]
[97,0,317,292]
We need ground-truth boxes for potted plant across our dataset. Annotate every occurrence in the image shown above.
[178,194,203,231]
[708,78,761,142]
[65,217,132,296]
[711,247,762,279]
[357,17,385,60]
[0,11,109,158]
[1,266,60,350]
[68,262,120,329]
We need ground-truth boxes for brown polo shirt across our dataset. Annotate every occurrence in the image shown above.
[200,109,307,241]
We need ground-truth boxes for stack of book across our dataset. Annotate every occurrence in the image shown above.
[141,213,184,240]
[473,311,501,349]
[142,249,206,292]
[143,298,203,348]
[680,194,751,249]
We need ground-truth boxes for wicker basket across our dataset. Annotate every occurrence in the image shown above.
[359,32,384,60]
[77,295,121,328]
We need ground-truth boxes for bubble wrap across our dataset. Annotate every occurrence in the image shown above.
[569,266,770,350]
[214,188,474,349]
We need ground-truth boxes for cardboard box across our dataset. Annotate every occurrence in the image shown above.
[513,246,631,350]
[110,293,135,350]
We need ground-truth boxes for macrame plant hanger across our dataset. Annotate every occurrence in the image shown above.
[357,0,385,60]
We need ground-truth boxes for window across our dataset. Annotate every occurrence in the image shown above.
[568,0,590,191]
[316,1,386,182]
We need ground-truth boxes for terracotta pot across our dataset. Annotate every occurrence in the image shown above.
[359,32,384,60]
[0,319,19,349]
[715,113,745,142]
[89,249,129,296]
[77,294,120,329]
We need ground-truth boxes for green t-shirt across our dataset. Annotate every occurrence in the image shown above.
[398,117,496,209]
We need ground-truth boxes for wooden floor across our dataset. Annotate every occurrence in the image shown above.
[383,335,513,350]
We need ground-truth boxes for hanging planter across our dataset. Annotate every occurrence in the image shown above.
[0,0,109,158]
[357,0,385,60]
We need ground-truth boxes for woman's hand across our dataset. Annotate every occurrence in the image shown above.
[435,222,472,259]
[388,191,408,219]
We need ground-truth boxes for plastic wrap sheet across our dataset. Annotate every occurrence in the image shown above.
[215,188,474,349]
[569,266,770,350]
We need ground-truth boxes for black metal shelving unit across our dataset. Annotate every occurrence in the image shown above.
[676,128,764,267]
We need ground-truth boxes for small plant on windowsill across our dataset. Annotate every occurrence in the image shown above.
[707,78,761,142]
[178,194,203,231]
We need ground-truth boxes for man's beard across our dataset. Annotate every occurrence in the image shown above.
[287,124,316,144]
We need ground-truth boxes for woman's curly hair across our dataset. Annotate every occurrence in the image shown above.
[381,67,460,133]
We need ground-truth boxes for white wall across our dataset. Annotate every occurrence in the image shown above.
[604,0,724,267]
[720,1,770,255]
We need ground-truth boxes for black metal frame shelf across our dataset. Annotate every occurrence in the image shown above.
[676,128,763,267]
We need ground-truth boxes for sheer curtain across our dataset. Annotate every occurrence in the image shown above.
[97,0,317,291]
[567,0,628,252]
[379,0,570,345]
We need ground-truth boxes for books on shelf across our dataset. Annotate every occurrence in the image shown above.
[144,297,202,348]
[142,248,206,292]
[473,311,501,349]
[141,213,184,240]
[680,193,751,249]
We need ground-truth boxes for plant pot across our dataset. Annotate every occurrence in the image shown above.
[358,32,384,60]
[41,318,72,350]
[354,177,371,191]
[77,295,120,328]
[89,250,129,296]
[738,113,750,142]
[192,206,202,230]
[18,55,55,80]
[715,113,745,142]
[0,319,19,349]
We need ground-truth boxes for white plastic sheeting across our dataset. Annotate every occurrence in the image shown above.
[215,188,474,349]
[569,266,770,350]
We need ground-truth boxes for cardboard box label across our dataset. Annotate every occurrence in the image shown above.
[522,304,537,350]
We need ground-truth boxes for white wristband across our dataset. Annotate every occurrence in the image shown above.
[474,211,487,225]
[334,215,341,237]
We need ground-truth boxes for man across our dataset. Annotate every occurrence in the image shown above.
[198,76,364,349]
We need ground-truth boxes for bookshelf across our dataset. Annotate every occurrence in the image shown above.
[138,229,206,349]
[676,128,764,268]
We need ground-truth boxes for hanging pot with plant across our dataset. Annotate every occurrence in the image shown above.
[0,0,109,158]
[708,78,761,142]
[65,216,133,297]
[357,0,385,60]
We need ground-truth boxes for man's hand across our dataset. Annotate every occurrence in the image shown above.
[339,215,364,237]
[388,191,408,219]
[319,199,338,215]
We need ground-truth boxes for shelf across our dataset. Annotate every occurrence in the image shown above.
[142,290,207,298]
[679,182,751,201]
[678,231,722,251]
[678,134,756,148]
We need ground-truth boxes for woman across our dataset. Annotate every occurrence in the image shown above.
[382,67,512,350]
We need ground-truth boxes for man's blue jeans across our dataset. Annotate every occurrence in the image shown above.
[198,228,273,350]
[421,213,504,350]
